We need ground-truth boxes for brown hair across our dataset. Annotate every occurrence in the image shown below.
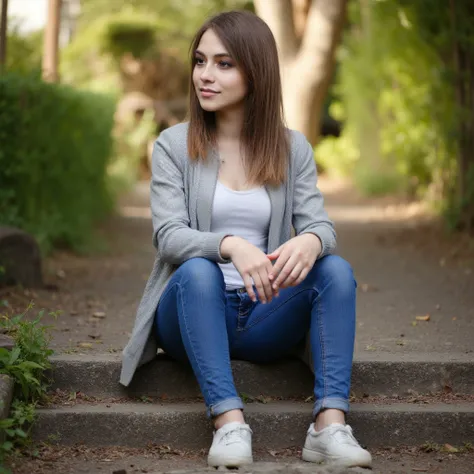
[187,10,289,186]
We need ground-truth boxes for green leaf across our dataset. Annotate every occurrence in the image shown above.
[1,441,13,451]
[9,347,21,364]
[15,428,27,438]
[18,361,44,370]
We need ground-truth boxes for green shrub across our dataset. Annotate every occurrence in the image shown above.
[0,305,56,468]
[0,74,116,253]
[317,1,463,210]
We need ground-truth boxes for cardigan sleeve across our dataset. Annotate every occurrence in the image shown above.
[150,132,231,265]
[291,131,337,258]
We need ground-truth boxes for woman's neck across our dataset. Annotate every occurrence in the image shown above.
[215,105,245,141]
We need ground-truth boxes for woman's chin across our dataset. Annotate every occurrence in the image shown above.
[198,102,221,112]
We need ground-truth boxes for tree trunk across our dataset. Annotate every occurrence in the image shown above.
[254,0,348,145]
[42,0,62,82]
[0,0,8,73]
[449,0,474,230]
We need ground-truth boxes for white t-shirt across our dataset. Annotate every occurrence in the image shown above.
[210,181,271,290]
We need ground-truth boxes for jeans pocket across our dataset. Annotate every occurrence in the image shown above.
[236,298,255,331]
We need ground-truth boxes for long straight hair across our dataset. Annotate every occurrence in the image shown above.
[187,11,289,186]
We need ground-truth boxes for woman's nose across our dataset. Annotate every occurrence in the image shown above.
[200,64,215,82]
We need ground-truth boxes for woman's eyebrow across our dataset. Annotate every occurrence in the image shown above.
[195,49,231,58]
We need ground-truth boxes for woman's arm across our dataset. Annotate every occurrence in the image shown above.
[150,131,231,265]
[291,132,336,258]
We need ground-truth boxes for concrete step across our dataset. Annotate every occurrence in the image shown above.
[12,444,474,474]
[33,401,474,449]
[48,352,474,399]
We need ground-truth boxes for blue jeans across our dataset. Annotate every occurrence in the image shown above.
[155,255,356,419]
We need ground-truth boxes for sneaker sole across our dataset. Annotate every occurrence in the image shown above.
[207,454,253,468]
[302,447,372,468]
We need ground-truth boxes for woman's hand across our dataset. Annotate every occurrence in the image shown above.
[221,236,276,303]
[267,234,322,291]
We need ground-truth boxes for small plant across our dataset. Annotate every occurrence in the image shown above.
[421,441,441,453]
[0,303,56,467]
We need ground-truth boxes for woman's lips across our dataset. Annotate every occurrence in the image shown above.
[200,89,220,98]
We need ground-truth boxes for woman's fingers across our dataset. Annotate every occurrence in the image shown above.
[294,265,311,286]
[251,272,267,304]
[243,274,257,302]
[280,262,305,288]
[272,253,298,290]
[258,267,274,303]
[269,247,290,281]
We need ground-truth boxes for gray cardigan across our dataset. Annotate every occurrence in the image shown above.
[120,122,336,386]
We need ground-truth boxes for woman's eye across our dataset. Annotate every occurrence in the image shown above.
[195,57,205,65]
[219,61,233,68]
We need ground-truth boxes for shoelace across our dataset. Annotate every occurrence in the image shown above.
[329,425,360,447]
[221,426,249,445]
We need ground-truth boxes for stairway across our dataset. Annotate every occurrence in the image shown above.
[33,352,474,452]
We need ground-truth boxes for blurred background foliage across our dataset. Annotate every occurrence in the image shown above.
[1,0,473,255]
[0,73,115,253]
[317,0,474,230]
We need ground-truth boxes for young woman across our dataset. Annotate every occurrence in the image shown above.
[120,10,372,470]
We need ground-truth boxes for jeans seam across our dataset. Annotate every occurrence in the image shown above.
[158,281,178,308]
[237,298,245,331]
[316,291,328,404]
[241,287,317,331]
[176,281,212,405]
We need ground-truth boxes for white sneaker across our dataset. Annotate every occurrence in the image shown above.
[207,422,253,467]
[302,422,372,468]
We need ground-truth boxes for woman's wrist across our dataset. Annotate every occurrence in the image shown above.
[220,235,242,259]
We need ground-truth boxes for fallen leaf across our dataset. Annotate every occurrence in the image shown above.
[365,344,377,351]
[78,342,93,349]
[396,340,406,346]
[416,314,431,322]
[411,321,418,327]
[268,450,277,457]
[412,468,428,472]
[92,311,106,319]
[444,443,459,453]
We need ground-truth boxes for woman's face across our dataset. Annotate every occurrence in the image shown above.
[192,29,247,114]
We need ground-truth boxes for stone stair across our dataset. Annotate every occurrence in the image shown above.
[32,353,474,451]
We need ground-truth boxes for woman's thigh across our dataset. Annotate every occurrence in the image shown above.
[155,257,237,362]
[230,254,356,362]
[230,280,314,362]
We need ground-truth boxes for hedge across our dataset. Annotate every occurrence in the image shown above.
[0,74,116,253]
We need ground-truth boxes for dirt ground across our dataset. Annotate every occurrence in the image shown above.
[2,177,474,474]
[7,445,474,474]
[1,176,473,357]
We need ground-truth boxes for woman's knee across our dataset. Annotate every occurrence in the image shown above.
[175,257,225,290]
[312,255,356,295]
